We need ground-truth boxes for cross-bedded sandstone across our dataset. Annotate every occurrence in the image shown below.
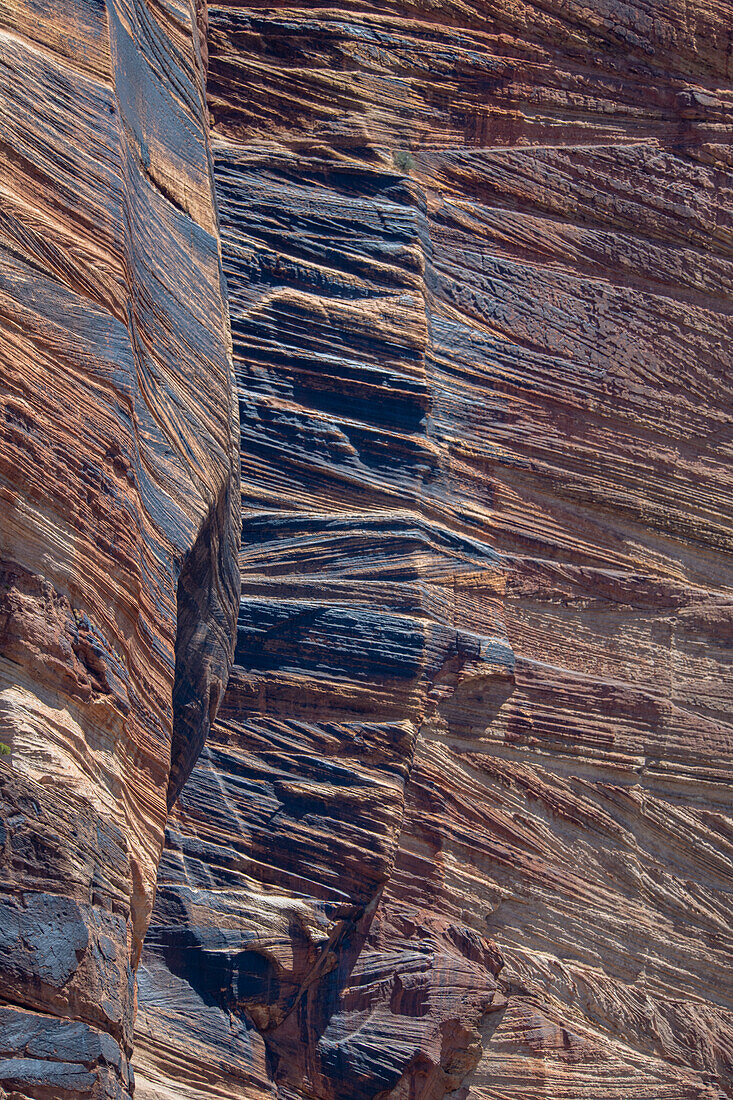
[135,1,733,1099]
[0,0,240,1092]
[0,0,731,1097]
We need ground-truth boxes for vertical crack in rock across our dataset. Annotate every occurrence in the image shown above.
[170,478,241,810]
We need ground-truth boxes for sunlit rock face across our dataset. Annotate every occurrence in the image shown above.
[135,2,733,1100]
[0,0,731,1096]
[0,0,240,1093]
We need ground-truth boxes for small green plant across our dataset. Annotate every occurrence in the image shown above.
[392,149,415,173]
[0,742,10,756]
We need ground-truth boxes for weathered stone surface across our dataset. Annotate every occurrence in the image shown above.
[135,2,733,1099]
[0,1005,134,1099]
[1,0,731,1097]
[0,0,240,1090]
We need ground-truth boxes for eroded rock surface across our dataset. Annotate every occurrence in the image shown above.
[1,0,731,1098]
[135,2,733,1100]
[0,0,240,1092]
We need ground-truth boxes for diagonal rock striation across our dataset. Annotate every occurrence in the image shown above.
[0,0,240,1092]
[135,2,733,1100]
[0,0,731,1098]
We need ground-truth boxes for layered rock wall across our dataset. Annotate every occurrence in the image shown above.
[0,0,731,1098]
[0,0,240,1092]
[136,2,733,1100]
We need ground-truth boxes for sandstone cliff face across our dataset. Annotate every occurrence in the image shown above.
[0,0,240,1093]
[134,3,733,1100]
[1,0,732,1099]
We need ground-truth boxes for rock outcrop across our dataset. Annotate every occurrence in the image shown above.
[135,3,733,1100]
[0,0,240,1093]
[1,0,732,1099]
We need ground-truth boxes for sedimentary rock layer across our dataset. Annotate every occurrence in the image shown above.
[0,0,240,1093]
[135,1,733,1099]
[0,0,730,1096]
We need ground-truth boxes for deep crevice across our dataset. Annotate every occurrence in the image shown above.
[168,475,240,809]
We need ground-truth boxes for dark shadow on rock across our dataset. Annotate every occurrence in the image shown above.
[169,478,240,809]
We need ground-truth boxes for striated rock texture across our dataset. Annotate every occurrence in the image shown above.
[0,0,240,1093]
[134,3,733,1100]
[0,0,731,1098]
